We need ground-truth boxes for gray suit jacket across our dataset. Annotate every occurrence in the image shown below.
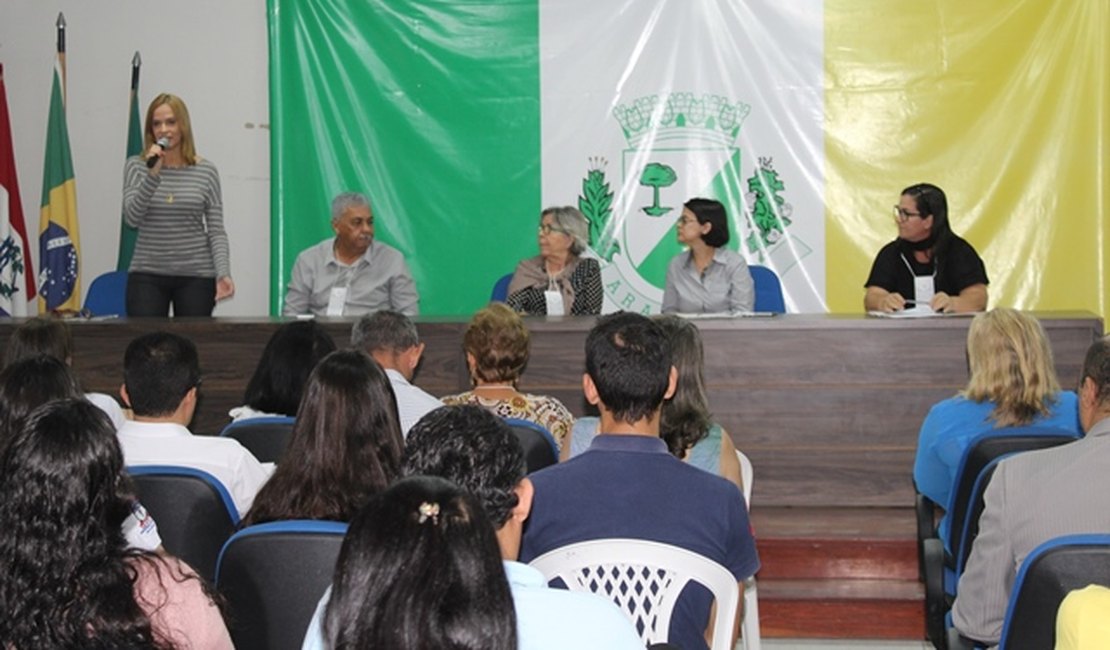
[951,418,1110,645]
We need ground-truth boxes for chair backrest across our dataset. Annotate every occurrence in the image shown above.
[83,270,129,317]
[954,458,1004,576]
[735,449,753,507]
[998,534,1110,649]
[215,520,348,650]
[219,416,297,464]
[503,417,559,474]
[128,465,240,582]
[946,427,1078,556]
[748,265,785,314]
[529,538,740,650]
[490,272,514,302]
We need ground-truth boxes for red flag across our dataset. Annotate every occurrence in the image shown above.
[0,63,37,315]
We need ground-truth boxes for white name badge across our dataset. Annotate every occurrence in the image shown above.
[326,287,348,316]
[544,289,566,316]
[913,275,935,308]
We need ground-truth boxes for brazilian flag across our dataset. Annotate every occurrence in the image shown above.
[38,55,81,312]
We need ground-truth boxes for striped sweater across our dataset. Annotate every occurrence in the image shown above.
[122,157,231,278]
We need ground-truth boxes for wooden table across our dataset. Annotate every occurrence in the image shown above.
[1,312,1100,508]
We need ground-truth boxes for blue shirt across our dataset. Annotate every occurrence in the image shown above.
[913,391,1080,543]
[301,561,643,650]
[521,434,759,650]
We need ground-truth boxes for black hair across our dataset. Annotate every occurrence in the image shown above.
[1082,335,1110,406]
[243,321,336,416]
[351,310,421,354]
[324,475,517,650]
[242,349,403,526]
[900,182,954,260]
[585,312,673,425]
[403,405,526,528]
[123,332,200,417]
[0,355,83,443]
[0,399,165,647]
[684,197,731,248]
[2,316,74,367]
[655,315,713,457]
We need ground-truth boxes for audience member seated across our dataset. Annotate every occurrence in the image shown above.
[117,331,273,517]
[951,335,1110,646]
[303,405,643,649]
[914,308,1079,542]
[350,310,442,436]
[241,349,403,527]
[3,315,126,428]
[442,303,574,449]
[519,312,759,650]
[0,355,163,553]
[505,206,603,316]
[283,191,419,317]
[1056,584,1110,650]
[304,476,516,649]
[0,399,232,648]
[566,314,744,493]
[229,320,336,422]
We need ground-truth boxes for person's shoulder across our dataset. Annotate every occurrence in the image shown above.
[512,580,642,648]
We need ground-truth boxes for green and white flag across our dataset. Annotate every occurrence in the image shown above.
[270,0,823,315]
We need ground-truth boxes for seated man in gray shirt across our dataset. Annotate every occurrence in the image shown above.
[283,192,419,316]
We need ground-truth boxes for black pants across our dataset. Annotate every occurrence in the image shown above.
[127,272,216,317]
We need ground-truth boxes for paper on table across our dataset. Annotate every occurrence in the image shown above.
[867,305,938,318]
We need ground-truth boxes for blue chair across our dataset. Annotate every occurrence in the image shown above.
[919,427,1079,647]
[216,520,348,650]
[128,465,240,582]
[946,534,1110,650]
[83,270,128,317]
[490,272,514,302]
[748,265,785,313]
[503,417,559,473]
[219,416,296,464]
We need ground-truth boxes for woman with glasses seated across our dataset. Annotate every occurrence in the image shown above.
[661,197,754,314]
[864,183,988,313]
[505,206,603,316]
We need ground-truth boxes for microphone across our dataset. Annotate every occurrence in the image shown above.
[146,137,170,169]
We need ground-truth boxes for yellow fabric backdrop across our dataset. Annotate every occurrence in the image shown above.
[825,0,1109,320]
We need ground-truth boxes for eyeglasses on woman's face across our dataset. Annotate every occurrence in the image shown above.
[538,224,568,236]
[892,205,924,222]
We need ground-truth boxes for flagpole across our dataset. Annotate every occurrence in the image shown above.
[55,13,66,91]
[131,51,141,95]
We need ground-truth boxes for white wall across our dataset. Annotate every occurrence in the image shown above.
[0,0,270,315]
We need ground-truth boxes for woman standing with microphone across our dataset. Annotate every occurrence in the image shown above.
[122,94,233,316]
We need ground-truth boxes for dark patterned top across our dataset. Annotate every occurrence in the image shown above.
[506,257,603,315]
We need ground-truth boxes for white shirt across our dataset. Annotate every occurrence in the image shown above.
[86,392,126,430]
[117,420,275,517]
[385,368,443,437]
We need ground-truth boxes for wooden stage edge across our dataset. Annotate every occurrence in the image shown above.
[0,312,1102,509]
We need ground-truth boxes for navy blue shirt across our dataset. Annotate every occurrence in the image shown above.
[521,434,760,650]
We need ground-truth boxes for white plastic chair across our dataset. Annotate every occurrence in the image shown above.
[529,538,740,650]
[736,449,762,650]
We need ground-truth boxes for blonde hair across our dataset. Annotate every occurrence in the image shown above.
[962,308,1061,427]
[143,93,197,165]
[463,303,530,384]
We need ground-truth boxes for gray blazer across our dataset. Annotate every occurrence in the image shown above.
[951,417,1110,646]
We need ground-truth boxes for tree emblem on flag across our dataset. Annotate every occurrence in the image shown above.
[0,235,24,302]
[579,157,618,262]
[745,156,793,257]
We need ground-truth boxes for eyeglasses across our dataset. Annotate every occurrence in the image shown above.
[676,216,699,225]
[893,205,924,221]
[538,224,567,235]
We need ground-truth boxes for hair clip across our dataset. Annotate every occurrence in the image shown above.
[417,501,440,524]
